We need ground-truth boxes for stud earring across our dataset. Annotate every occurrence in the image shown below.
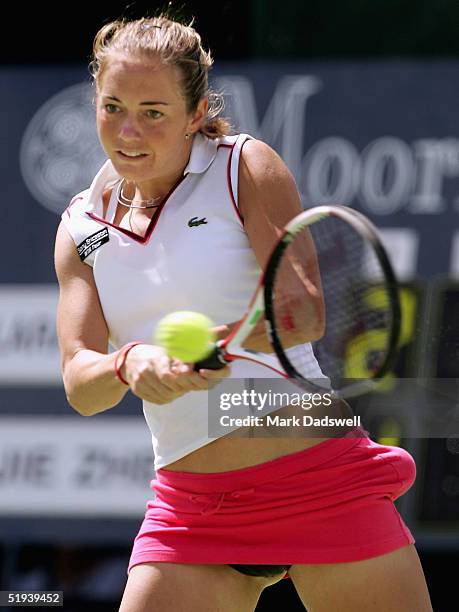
[185,133,191,140]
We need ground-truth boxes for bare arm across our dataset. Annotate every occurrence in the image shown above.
[54,221,129,415]
[236,139,325,352]
[55,223,222,416]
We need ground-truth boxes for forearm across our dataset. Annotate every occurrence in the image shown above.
[63,348,129,416]
[273,293,325,347]
[241,294,325,353]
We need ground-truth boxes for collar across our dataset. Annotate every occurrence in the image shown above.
[183,132,219,174]
[85,159,120,213]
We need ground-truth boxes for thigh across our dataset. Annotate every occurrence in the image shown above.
[119,562,284,612]
[289,545,432,612]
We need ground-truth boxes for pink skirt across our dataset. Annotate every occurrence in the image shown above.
[128,428,416,571]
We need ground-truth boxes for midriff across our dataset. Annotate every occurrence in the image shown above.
[165,434,329,473]
[164,399,355,473]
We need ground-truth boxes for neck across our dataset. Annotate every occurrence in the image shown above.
[116,180,162,209]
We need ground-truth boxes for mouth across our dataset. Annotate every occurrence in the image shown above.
[117,150,149,160]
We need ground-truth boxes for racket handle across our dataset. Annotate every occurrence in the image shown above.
[194,346,227,370]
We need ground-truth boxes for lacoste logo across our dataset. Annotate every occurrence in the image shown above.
[188,216,207,227]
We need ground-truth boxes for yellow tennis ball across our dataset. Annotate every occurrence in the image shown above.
[154,311,216,362]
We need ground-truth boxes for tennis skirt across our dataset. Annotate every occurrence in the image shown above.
[128,427,416,572]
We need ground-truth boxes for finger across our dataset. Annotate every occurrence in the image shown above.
[172,372,209,391]
[155,363,193,393]
[136,386,182,404]
[197,365,231,379]
[170,361,194,375]
[131,371,183,403]
[129,354,181,394]
[169,361,210,389]
[131,380,176,403]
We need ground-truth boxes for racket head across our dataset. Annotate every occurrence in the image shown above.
[264,205,401,398]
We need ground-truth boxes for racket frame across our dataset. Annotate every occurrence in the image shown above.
[263,205,401,397]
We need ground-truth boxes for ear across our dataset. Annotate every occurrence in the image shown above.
[186,97,209,134]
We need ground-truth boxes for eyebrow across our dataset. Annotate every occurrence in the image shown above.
[104,95,170,106]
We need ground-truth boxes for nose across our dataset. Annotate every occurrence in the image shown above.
[119,116,141,141]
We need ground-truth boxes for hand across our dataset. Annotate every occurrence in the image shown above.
[212,321,273,353]
[122,344,229,404]
[193,361,231,387]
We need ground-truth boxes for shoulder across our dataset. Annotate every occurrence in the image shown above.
[60,188,94,240]
[54,219,91,285]
[59,186,110,268]
[239,139,295,190]
[63,189,90,218]
[240,138,283,164]
[238,139,299,209]
[234,139,303,268]
[61,159,118,223]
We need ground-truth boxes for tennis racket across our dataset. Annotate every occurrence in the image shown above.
[194,204,400,399]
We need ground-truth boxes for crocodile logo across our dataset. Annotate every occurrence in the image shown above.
[188,216,208,227]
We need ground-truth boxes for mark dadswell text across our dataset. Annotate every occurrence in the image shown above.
[220,414,362,428]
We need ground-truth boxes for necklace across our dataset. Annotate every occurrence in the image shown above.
[116,180,163,209]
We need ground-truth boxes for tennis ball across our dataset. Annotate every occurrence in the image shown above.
[154,311,216,362]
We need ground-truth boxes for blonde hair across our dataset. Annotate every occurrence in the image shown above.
[90,15,232,139]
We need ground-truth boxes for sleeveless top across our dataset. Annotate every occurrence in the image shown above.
[62,133,325,468]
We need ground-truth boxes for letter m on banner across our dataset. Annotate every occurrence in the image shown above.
[213,75,321,181]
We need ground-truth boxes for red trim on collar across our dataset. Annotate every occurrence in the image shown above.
[86,174,187,244]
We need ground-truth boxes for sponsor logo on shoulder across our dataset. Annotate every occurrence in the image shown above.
[77,228,109,261]
[188,216,207,227]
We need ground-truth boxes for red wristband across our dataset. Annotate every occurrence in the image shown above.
[115,342,142,386]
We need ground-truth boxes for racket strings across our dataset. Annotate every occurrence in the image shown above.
[271,216,396,390]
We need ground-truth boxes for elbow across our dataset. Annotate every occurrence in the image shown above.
[63,379,120,417]
[65,388,95,417]
[62,370,84,415]
[62,371,98,417]
[60,353,122,416]
[65,390,113,417]
[308,325,325,343]
[298,320,324,344]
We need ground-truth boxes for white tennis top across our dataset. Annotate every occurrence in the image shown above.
[62,133,324,468]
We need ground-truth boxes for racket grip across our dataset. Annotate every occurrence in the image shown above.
[194,346,227,370]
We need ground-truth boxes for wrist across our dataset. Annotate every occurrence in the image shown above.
[114,342,142,386]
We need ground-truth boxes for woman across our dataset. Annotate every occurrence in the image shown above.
[54,14,432,612]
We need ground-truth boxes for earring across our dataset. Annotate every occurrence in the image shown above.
[185,133,191,140]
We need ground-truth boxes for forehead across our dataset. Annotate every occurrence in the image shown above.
[98,53,182,99]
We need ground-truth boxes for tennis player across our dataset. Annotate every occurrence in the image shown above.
[54,14,432,611]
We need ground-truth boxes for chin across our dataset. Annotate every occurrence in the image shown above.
[111,160,153,182]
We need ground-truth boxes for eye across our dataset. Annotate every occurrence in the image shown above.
[146,109,163,119]
[104,103,119,114]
